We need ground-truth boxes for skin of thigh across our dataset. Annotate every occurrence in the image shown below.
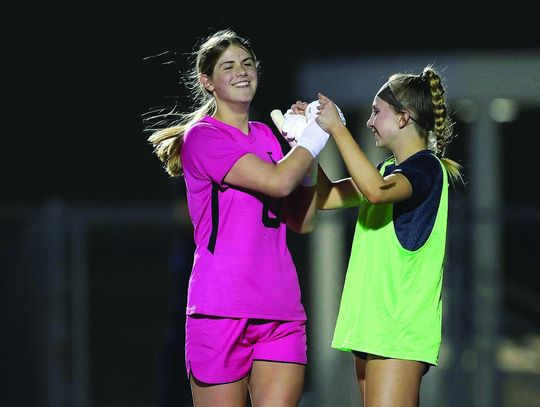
[190,375,249,407]
[354,354,368,401]
[364,356,425,407]
[249,360,305,407]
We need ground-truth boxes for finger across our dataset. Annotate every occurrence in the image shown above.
[318,93,330,104]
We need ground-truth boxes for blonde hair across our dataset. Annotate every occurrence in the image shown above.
[387,65,464,186]
[145,29,258,177]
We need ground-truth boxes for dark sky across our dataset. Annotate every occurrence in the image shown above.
[3,2,538,203]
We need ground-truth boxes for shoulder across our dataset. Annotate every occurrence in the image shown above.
[402,151,442,176]
[397,151,442,195]
[384,151,441,186]
[184,117,230,144]
[185,116,226,136]
[397,151,443,206]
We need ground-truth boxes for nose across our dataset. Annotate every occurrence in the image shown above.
[366,115,373,129]
[235,65,247,76]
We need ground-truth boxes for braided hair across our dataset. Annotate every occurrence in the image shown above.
[384,65,463,185]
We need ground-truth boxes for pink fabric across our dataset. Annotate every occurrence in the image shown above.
[181,116,306,320]
[185,315,307,384]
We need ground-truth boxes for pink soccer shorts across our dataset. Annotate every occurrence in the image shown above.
[185,315,307,384]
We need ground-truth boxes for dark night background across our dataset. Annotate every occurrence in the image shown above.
[2,2,540,407]
[3,2,539,203]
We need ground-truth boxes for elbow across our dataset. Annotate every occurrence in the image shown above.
[365,196,380,205]
[299,223,315,234]
[269,178,297,198]
[259,180,289,198]
[363,189,383,204]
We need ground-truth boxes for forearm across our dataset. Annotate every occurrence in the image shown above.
[285,185,318,234]
[224,147,314,198]
[329,124,386,203]
[273,146,317,196]
[316,163,363,209]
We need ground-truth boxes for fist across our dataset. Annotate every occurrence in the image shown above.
[305,100,347,125]
[282,110,308,147]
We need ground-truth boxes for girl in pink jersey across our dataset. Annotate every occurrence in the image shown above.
[147,29,330,407]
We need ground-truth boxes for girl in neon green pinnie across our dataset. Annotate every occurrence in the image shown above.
[313,65,463,407]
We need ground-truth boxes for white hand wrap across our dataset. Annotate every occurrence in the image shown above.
[281,100,345,185]
[279,110,320,185]
[296,119,330,158]
[282,110,307,147]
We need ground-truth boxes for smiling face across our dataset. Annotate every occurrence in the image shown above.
[200,44,258,110]
[366,95,401,149]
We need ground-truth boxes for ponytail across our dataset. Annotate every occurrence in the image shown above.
[147,99,215,177]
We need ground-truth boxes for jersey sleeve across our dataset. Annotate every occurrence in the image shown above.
[393,154,440,207]
[183,122,250,186]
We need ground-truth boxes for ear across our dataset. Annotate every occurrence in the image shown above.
[200,74,214,93]
[397,110,410,129]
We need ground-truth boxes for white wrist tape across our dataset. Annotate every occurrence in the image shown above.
[296,119,330,158]
[301,158,318,187]
[282,110,307,147]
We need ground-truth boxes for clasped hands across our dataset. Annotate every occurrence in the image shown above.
[271,96,346,187]
[281,98,346,148]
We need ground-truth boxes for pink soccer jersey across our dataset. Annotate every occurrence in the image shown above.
[180,116,306,321]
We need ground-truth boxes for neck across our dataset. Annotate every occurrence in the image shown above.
[392,138,427,165]
[213,103,250,134]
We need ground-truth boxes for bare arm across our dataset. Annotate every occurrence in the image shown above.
[269,101,318,233]
[284,184,317,233]
[225,147,319,233]
[316,164,364,209]
[316,95,412,204]
[224,145,314,198]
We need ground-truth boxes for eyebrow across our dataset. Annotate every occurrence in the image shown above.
[218,57,254,68]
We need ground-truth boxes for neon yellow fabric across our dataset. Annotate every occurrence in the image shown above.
[331,156,448,365]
